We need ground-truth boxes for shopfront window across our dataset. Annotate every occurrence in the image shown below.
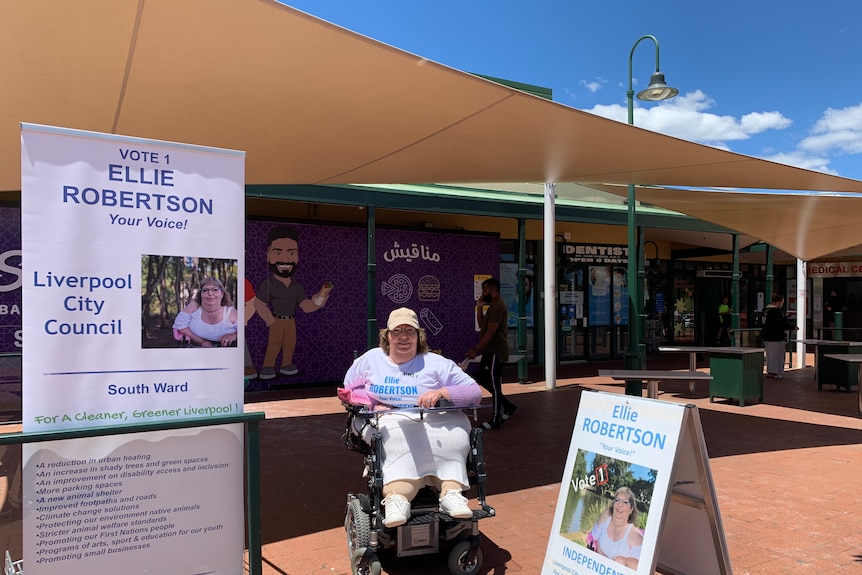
[672,269,695,344]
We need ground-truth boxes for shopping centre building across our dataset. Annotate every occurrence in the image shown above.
[3,1,862,390]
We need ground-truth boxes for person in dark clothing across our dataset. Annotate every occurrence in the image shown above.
[761,293,797,378]
[466,278,516,429]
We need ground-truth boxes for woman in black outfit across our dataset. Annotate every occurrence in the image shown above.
[761,293,796,378]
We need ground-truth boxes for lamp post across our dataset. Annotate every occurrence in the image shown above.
[624,35,678,394]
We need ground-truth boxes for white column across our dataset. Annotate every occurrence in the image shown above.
[544,183,557,389]
[796,259,806,369]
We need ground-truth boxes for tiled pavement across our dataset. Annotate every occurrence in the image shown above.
[2,353,858,574]
[244,353,862,575]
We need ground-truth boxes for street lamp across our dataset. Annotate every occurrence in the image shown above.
[624,35,678,394]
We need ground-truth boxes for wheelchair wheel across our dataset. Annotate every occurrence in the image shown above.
[345,498,371,557]
[447,540,483,575]
[350,548,381,575]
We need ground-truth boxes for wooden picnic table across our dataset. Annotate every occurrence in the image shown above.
[598,369,713,399]
[658,346,711,393]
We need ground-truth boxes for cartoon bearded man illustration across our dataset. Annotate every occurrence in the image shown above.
[254,225,333,379]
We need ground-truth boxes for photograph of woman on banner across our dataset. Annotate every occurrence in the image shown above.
[589,486,643,569]
[140,255,238,348]
[559,450,653,562]
[172,276,238,347]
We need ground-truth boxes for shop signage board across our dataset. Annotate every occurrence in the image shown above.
[0,206,21,353]
[807,262,862,277]
[20,124,245,574]
[560,243,629,265]
[542,391,732,575]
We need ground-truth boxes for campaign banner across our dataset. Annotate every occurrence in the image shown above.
[542,391,686,575]
[21,124,245,430]
[21,124,246,575]
[24,425,243,574]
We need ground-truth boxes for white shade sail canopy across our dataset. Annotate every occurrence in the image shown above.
[590,185,862,262]
[3,0,862,260]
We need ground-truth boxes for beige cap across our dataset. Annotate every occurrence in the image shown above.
[387,307,420,330]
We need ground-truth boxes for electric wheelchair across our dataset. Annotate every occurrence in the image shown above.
[341,401,495,575]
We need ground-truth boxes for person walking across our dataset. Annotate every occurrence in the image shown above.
[466,277,517,429]
[716,297,732,345]
[761,293,797,378]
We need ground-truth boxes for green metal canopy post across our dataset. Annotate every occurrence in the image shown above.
[366,206,378,350]
[732,234,741,345]
[518,218,528,384]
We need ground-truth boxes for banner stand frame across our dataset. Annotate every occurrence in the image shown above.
[652,404,733,575]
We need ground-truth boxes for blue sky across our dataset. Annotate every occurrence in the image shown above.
[281,0,862,183]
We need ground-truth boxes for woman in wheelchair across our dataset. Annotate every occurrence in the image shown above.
[340,307,482,528]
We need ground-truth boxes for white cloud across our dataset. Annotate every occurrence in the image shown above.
[760,150,837,175]
[580,90,862,177]
[811,103,862,133]
[579,78,605,94]
[799,103,862,154]
[585,103,626,122]
[581,90,792,144]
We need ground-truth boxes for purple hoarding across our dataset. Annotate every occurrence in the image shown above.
[376,228,498,359]
[0,206,22,354]
[3,208,500,388]
[245,220,498,390]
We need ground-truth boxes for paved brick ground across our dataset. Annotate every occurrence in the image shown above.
[241,355,862,575]
[1,353,857,573]
[245,352,862,575]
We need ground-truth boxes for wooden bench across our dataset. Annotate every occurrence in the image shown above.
[598,369,713,399]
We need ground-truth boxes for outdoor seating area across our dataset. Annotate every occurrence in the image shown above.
[597,368,712,399]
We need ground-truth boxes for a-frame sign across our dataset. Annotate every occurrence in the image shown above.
[541,391,732,575]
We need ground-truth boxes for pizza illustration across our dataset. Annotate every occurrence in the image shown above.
[381,274,413,304]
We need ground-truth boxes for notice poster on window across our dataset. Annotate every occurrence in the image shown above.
[588,266,611,326]
[612,266,628,326]
[542,392,686,575]
[21,124,245,574]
